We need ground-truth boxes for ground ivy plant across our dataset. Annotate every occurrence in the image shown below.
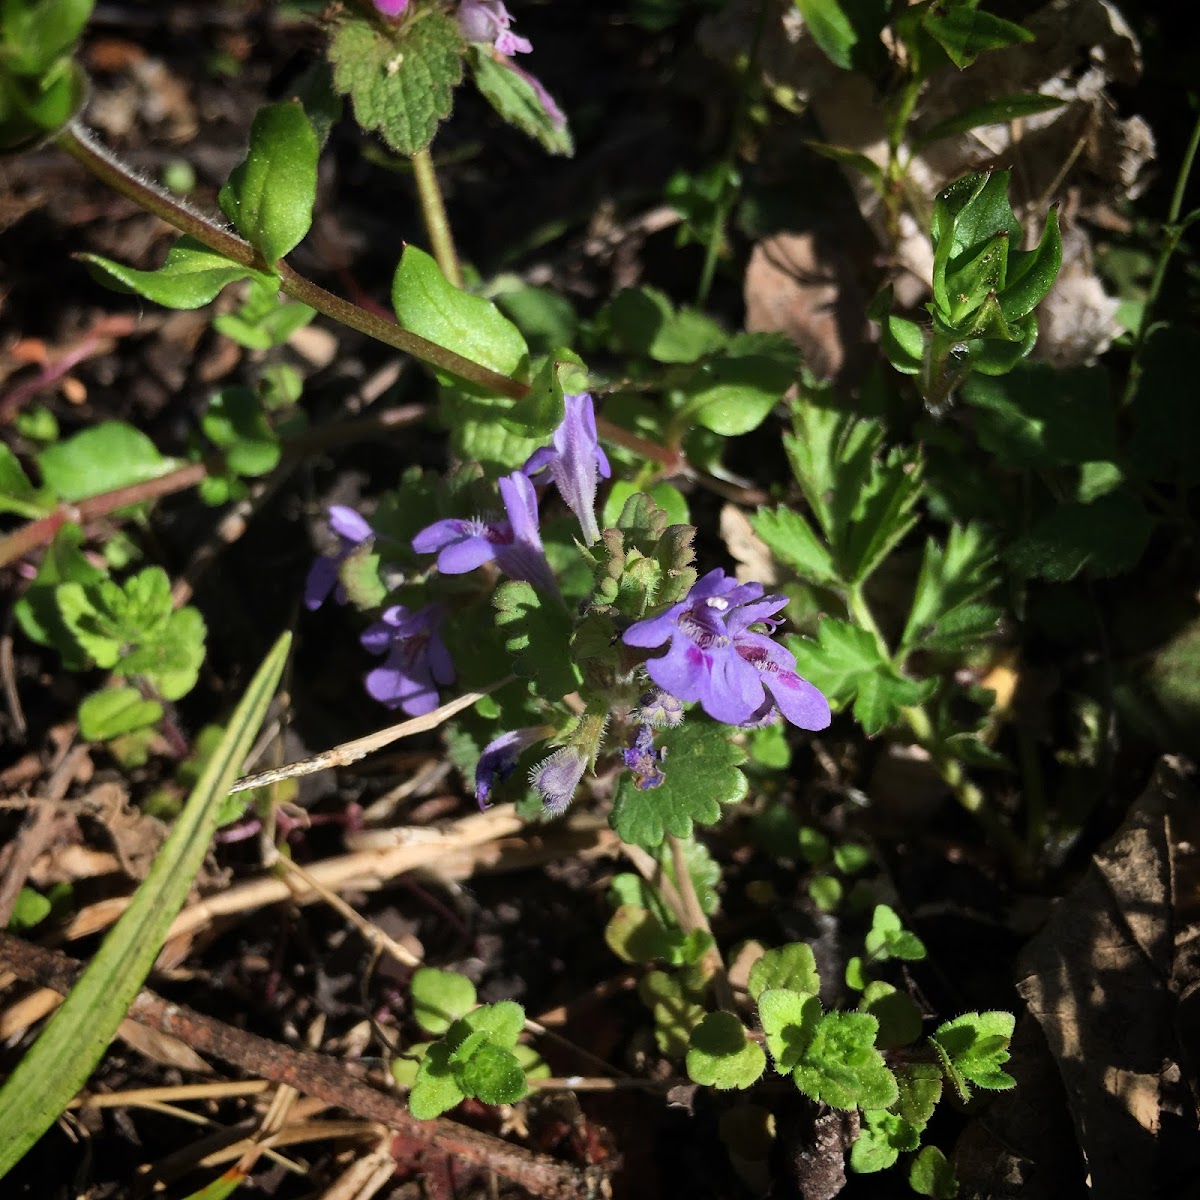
[5,0,1136,1189]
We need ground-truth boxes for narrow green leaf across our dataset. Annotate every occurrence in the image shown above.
[916,93,1065,148]
[219,102,318,265]
[999,207,1062,322]
[793,0,858,69]
[749,506,836,585]
[921,6,1033,69]
[0,633,290,1176]
[80,237,269,310]
[806,141,884,192]
[0,444,48,518]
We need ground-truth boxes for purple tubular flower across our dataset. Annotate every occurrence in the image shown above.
[361,604,455,717]
[529,746,587,816]
[623,725,665,790]
[475,726,549,810]
[622,568,831,731]
[305,505,373,611]
[411,472,557,595]
[458,0,530,54]
[373,0,409,14]
[523,393,611,545]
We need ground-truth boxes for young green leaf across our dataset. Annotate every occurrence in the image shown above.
[900,523,999,656]
[411,967,477,1036]
[686,1012,766,1090]
[675,337,797,437]
[915,93,1065,149]
[201,387,281,477]
[929,1011,1016,1100]
[605,904,685,964]
[457,1041,527,1105]
[78,686,163,741]
[910,1145,959,1198]
[81,237,270,310]
[409,1041,466,1119]
[36,422,178,503]
[849,1108,920,1173]
[328,12,463,157]
[894,1061,943,1129]
[921,6,1033,69]
[610,721,748,849]
[219,101,318,265]
[865,904,926,962]
[392,246,528,389]
[809,874,842,911]
[757,987,821,1073]
[0,444,48,518]
[493,580,582,702]
[638,970,706,1058]
[791,1011,898,1111]
[467,44,572,156]
[747,943,820,1002]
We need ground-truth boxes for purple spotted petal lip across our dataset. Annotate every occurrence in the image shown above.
[475,726,550,810]
[305,505,372,611]
[529,746,587,816]
[523,393,610,545]
[361,604,454,717]
[623,725,665,790]
[411,471,557,596]
[622,568,831,731]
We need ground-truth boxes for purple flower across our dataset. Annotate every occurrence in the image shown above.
[475,726,549,810]
[411,471,557,595]
[529,745,587,816]
[361,604,454,716]
[458,0,531,55]
[622,568,831,731]
[623,725,665,790]
[633,687,684,729]
[305,506,373,611]
[523,393,611,545]
[373,0,409,14]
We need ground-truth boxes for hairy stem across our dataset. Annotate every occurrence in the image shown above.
[411,146,462,287]
[55,121,523,399]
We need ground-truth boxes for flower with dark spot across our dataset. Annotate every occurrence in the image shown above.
[361,604,454,716]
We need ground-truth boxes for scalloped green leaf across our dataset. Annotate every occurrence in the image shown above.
[758,988,821,1074]
[747,943,820,1001]
[610,721,748,849]
[493,579,581,701]
[791,1011,898,1111]
[686,1012,766,1090]
[411,968,477,1037]
[328,12,463,156]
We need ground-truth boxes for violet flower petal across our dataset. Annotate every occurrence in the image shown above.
[329,505,373,543]
[304,556,339,612]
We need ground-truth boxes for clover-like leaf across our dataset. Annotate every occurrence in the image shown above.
[686,1012,766,1090]
[747,944,820,1002]
[610,721,748,849]
[865,905,927,963]
[849,1108,921,1174]
[219,101,318,265]
[929,1011,1016,1101]
[791,1011,898,1111]
[411,968,477,1037]
[757,988,821,1074]
[493,580,581,702]
[328,12,463,157]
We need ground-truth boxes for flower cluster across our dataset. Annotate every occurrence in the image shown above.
[622,569,831,732]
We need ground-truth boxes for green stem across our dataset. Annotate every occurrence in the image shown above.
[1121,108,1200,407]
[411,146,462,288]
[695,0,768,306]
[55,121,522,400]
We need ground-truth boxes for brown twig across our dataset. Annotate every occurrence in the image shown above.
[0,933,604,1200]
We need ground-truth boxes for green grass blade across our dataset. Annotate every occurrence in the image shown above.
[0,632,291,1177]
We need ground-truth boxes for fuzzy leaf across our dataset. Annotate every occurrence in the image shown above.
[686,1012,766,1090]
[894,1061,943,1129]
[748,944,820,1001]
[865,904,927,962]
[930,1011,1016,1100]
[791,1011,898,1111]
[493,580,581,701]
[758,987,821,1073]
[409,1041,465,1119]
[328,13,463,156]
[610,721,748,849]
[81,238,269,310]
[850,1108,920,1173]
[457,1041,527,1105]
[411,968,477,1036]
[219,101,318,264]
